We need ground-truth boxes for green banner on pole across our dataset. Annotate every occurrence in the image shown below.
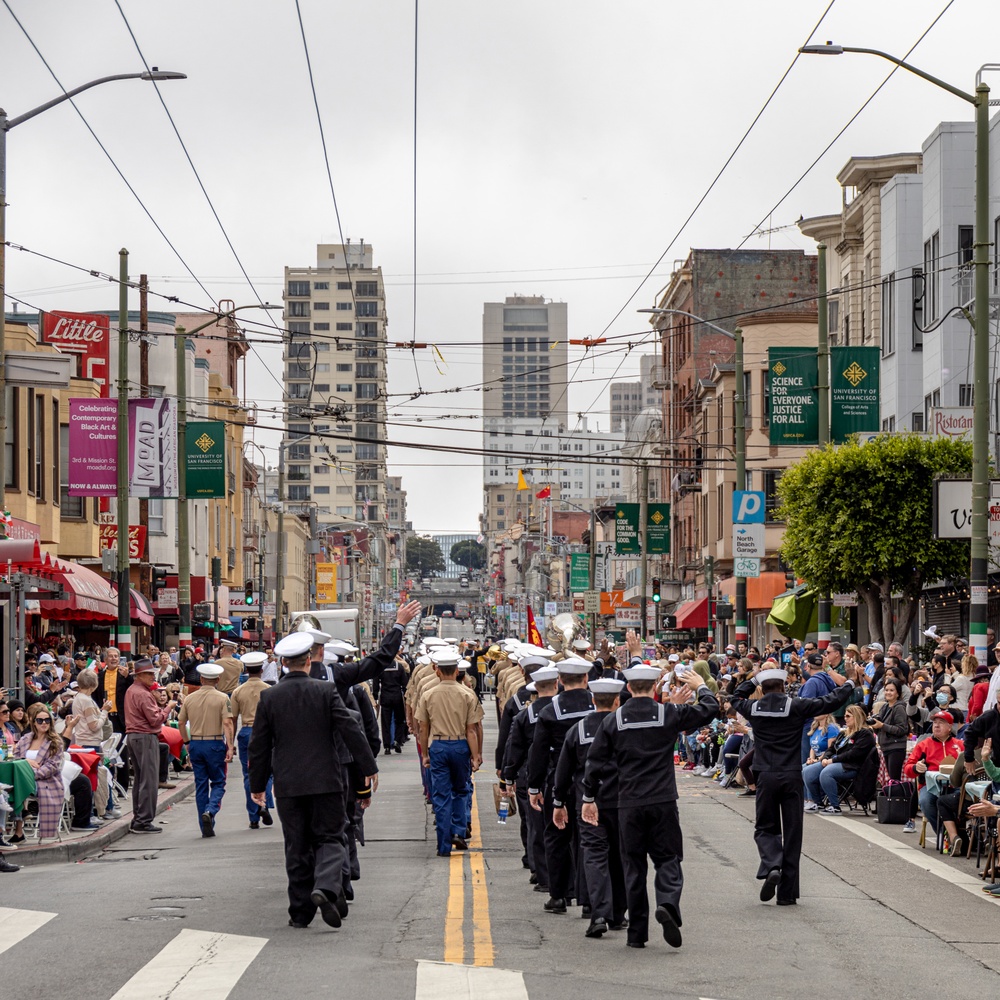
[185,421,226,498]
[768,347,818,446]
[569,552,590,591]
[646,503,671,554]
[615,503,641,554]
[831,345,880,443]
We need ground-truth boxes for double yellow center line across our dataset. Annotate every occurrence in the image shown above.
[443,773,495,967]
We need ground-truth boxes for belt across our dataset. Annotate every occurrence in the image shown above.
[188,735,224,741]
[432,735,465,741]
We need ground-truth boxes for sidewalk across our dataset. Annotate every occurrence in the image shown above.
[8,772,196,868]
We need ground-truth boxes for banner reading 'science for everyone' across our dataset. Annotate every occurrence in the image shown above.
[768,347,818,446]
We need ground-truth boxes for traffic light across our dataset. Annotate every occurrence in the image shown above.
[151,567,168,601]
[662,614,677,629]
[651,577,661,603]
[244,618,257,632]
[244,579,254,605]
[211,556,222,589]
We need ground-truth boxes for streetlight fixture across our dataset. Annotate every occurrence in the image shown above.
[799,42,995,664]
[0,69,187,509]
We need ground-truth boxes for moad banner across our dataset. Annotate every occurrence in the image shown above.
[185,421,226,498]
[41,312,111,397]
[831,346,880,443]
[67,399,118,496]
[768,347,818,446]
[128,398,178,497]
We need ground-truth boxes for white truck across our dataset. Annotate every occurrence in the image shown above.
[288,606,361,648]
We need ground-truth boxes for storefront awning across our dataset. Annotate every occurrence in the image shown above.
[129,588,154,627]
[42,559,117,622]
[675,597,709,630]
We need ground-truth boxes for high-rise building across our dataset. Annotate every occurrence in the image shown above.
[431,533,479,579]
[610,355,664,433]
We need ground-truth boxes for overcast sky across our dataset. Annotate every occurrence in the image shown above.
[3,0,998,531]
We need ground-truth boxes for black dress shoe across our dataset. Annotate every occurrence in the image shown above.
[521,857,531,869]
[585,918,608,938]
[529,873,539,884]
[259,808,273,827]
[200,812,215,838]
[760,868,781,902]
[343,883,354,902]
[394,744,402,754]
[532,884,550,893]
[655,905,682,948]
[626,941,645,949]
[288,919,309,929]
[609,919,629,931]
[581,905,592,918]
[776,898,797,906]
[249,822,259,829]
[384,749,392,756]
[310,889,343,928]
[437,850,451,857]
[452,836,468,851]
[0,858,19,873]
[465,825,472,839]
[543,897,567,914]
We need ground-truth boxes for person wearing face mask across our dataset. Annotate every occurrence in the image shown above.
[907,681,964,737]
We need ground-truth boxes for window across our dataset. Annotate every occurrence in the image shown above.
[881,273,895,356]
[337,281,352,290]
[287,281,309,296]
[356,444,378,460]
[959,225,974,266]
[288,383,311,399]
[336,445,352,454]
[960,383,974,407]
[314,486,330,494]
[335,383,352,393]
[316,363,330,373]
[355,363,377,379]
[288,301,309,317]
[59,424,83,518]
[336,506,353,516]
[356,301,378,317]
[288,485,310,501]
[314,384,330,393]
[742,371,752,425]
[357,322,378,338]
[314,301,330,311]
[336,302,353,311]
[923,232,939,322]
[912,265,924,351]
[336,322,352,331]
[52,399,59,505]
[763,469,783,521]
[289,322,309,336]
[26,389,36,496]
[356,383,378,399]
[314,282,329,290]
[314,323,330,331]
[995,217,1000,290]
[912,412,925,432]
[828,299,840,347]
[762,369,770,427]
[356,281,378,296]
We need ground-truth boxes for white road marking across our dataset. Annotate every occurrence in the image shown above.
[109,928,267,1000]
[822,815,1000,906]
[416,960,529,1000]
[0,906,57,955]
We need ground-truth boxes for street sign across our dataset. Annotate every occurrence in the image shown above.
[569,552,591,591]
[734,556,761,578]
[732,523,765,558]
[733,490,766,524]
[572,597,585,613]
[615,608,640,628]
[583,590,600,614]
[932,479,1000,542]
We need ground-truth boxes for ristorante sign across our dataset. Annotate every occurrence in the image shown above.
[41,311,110,397]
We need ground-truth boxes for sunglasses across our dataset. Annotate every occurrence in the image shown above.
[35,717,51,724]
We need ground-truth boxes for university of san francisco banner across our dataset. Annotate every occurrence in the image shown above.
[831,346,880,443]
[185,421,226,498]
[768,347,818,446]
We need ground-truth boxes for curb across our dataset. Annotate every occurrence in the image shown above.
[9,778,196,868]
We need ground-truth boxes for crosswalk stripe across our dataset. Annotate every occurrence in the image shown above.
[0,907,57,955]
[109,928,267,1000]
[416,960,528,1000]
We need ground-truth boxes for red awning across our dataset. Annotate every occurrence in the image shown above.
[675,597,709,630]
[130,588,154,627]
[41,559,118,622]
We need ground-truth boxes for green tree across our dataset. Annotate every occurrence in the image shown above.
[450,539,486,571]
[776,434,973,646]
[406,536,446,578]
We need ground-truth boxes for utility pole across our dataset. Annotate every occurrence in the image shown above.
[275,438,285,636]
[588,505,597,644]
[639,462,649,641]
[138,275,150,639]
[734,326,747,648]
[258,549,265,650]
[175,325,192,647]
[115,249,131,655]
[816,244,832,651]
[211,554,221,648]
[705,554,715,646]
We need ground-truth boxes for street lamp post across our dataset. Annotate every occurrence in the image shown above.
[800,43,995,663]
[641,309,745,644]
[0,69,186,510]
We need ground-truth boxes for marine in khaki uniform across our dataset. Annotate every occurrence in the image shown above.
[215,638,243,695]
[416,648,484,856]
[230,651,273,829]
[178,663,234,837]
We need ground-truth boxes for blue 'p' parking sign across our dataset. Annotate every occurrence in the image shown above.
[733,490,766,524]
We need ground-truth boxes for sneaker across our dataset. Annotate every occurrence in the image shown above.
[803,802,819,813]
[682,763,696,771]
[104,809,122,820]
[902,820,916,833]
[950,836,964,857]
[822,805,842,814]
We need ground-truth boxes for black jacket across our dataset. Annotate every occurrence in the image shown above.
[527,688,595,794]
[553,711,619,810]
[248,672,377,798]
[371,660,408,703]
[352,685,381,758]
[963,708,1000,764]
[729,680,857,771]
[502,696,551,786]
[825,727,876,768]
[582,689,719,808]
[495,685,531,771]
[333,625,404,702]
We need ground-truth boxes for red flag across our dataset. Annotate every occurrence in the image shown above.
[526,605,543,647]
[535,486,551,499]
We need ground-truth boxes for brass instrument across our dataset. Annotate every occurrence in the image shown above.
[546,612,585,654]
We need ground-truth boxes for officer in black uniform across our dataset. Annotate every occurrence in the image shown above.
[502,664,559,891]
[582,664,717,949]
[371,656,409,753]
[552,677,628,939]
[727,660,859,906]
[527,655,595,914]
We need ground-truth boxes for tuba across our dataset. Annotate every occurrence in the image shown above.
[547,612,584,654]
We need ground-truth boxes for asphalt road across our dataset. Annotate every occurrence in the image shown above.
[7,704,1000,1000]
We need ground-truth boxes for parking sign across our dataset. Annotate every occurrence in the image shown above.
[733,490,766,524]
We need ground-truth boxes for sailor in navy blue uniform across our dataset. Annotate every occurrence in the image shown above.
[582,664,717,949]
[497,653,552,870]
[552,676,628,939]
[727,660,859,906]
[502,664,559,891]
[528,655,595,914]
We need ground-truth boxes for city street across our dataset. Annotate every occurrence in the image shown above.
[7,709,1000,1000]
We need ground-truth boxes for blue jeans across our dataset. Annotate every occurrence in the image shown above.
[237,726,272,822]
[187,740,228,829]
[429,740,471,855]
[721,734,744,774]
[802,761,855,809]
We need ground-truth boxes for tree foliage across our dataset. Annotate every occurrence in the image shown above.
[776,434,973,645]
[405,536,446,577]
[450,539,486,571]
